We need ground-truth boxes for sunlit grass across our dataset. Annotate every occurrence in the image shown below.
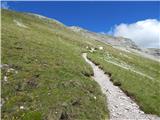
[1,9,108,120]
[88,45,160,116]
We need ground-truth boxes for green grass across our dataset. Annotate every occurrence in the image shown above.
[1,9,108,120]
[88,44,160,116]
[2,9,160,119]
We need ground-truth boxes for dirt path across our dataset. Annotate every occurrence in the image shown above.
[82,53,160,120]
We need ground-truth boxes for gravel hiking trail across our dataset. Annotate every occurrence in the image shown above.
[82,53,160,120]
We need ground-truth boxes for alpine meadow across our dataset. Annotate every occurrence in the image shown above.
[1,6,160,120]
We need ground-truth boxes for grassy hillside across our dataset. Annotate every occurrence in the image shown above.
[1,9,108,120]
[88,44,160,116]
[1,9,160,120]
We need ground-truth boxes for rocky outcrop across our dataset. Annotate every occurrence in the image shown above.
[143,48,160,58]
[69,26,140,50]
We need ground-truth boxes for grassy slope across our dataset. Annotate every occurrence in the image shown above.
[1,9,160,119]
[1,10,108,120]
[88,44,160,116]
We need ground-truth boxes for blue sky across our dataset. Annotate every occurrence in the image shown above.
[3,1,159,33]
[1,1,160,48]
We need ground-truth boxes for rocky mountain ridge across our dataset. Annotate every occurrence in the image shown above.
[69,26,160,60]
[69,26,140,50]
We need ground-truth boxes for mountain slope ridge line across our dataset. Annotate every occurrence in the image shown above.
[82,53,160,120]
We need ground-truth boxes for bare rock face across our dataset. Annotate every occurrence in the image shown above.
[100,36,140,50]
[143,48,160,58]
[69,26,140,50]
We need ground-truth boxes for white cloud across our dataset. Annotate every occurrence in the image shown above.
[109,19,160,48]
[1,2,9,9]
